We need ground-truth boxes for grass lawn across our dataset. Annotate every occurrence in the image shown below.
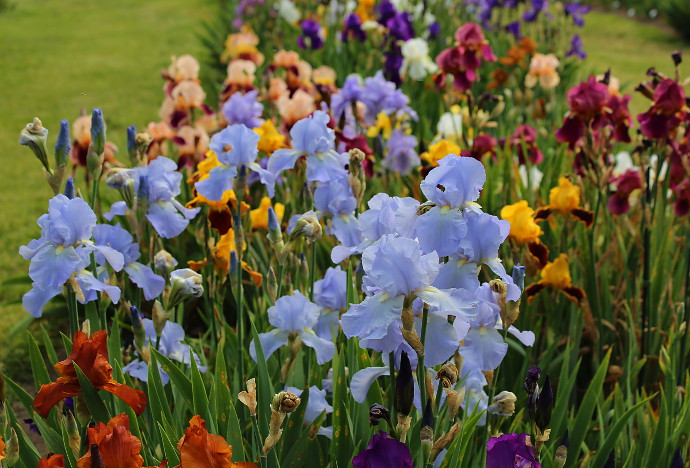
[0,3,685,373]
[0,0,212,373]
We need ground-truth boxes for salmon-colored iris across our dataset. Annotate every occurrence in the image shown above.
[524,254,585,305]
[176,415,258,468]
[34,330,147,418]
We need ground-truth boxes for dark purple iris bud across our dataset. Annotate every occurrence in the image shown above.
[603,450,616,468]
[369,403,391,426]
[524,365,541,417]
[428,21,441,39]
[672,50,682,66]
[353,431,413,468]
[535,375,554,433]
[395,351,414,416]
[671,449,685,468]
[342,13,366,43]
[298,19,324,50]
[421,398,434,429]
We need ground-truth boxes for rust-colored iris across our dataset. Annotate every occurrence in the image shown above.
[33,330,147,418]
[176,415,258,468]
[38,454,65,468]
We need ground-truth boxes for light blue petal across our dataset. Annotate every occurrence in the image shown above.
[146,201,190,239]
[194,165,238,202]
[415,286,476,318]
[415,206,467,257]
[506,325,536,346]
[104,201,128,221]
[459,327,508,372]
[416,314,459,367]
[267,148,300,177]
[29,245,82,289]
[76,272,121,304]
[299,329,336,364]
[340,292,404,341]
[350,366,390,403]
[434,260,480,291]
[23,283,61,318]
[249,329,289,361]
[125,263,165,300]
[268,291,321,332]
[89,244,125,271]
[305,152,348,183]
[331,214,363,248]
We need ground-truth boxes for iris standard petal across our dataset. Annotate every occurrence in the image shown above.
[340,292,404,341]
[415,206,468,257]
[249,329,289,361]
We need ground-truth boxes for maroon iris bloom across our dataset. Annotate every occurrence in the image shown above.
[608,168,643,215]
[487,433,541,468]
[352,431,413,468]
[637,78,686,140]
[510,125,543,164]
[435,22,496,92]
[461,133,498,161]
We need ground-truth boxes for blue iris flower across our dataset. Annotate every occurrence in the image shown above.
[194,124,274,200]
[285,385,333,437]
[250,291,336,365]
[93,224,165,300]
[267,111,349,190]
[123,318,205,385]
[359,71,418,125]
[313,266,347,340]
[20,194,125,317]
[221,90,264,128]
[314,172,363,247]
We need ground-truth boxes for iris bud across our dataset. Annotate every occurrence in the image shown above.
[127,125,137,163]
[168,269,204,308]
[64,178,75,199]
[395,351,414,417]
[19,117,50,171]
[55,120,71,169]
[488,391,517,416]
[436,362,458,389]
[368,403,390,426]
[535,375,554,433]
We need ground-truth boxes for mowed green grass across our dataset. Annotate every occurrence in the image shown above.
[579,11,687,115]
[0,0,212,365]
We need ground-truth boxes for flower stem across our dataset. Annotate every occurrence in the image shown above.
[66,287,79,336]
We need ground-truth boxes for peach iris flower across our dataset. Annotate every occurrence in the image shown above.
[176,416,258,468]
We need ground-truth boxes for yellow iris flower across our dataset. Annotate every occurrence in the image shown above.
[421,139,461,167]
[254,120,287,155]
[250,197,285,230]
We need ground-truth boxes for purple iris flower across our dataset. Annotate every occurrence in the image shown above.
[353,431,413,468]
[566,34,586,60]
[267,111,349,188]
[564,2,590,27]
[359,71,418,124]
[105,157,200,238]
[487,433,541,468]
[93,224,165,300]
[24,419,41,435]
[194,124,273,200]
[313,266,347,340]
[331,75,363,123]
[383,130,419,175]
[19,194,125,317]
[250,291,336,364]
[522,0,552,22]
[123,318,205,385]
[314,173,363,247]
[221,90,264,128]
[298,19,324,50]
[387,12,415,41]
[342,13,366,43]
[376,1,398,25]
[506,21,522,39]
[384,51,405,86]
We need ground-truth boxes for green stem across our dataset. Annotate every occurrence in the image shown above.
[66,287,79,336]
[389,352,396,420]
[309,242,317,301]
[677,242,690,385]
[416,308,429,468]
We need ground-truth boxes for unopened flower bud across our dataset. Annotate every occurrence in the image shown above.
[444,387,465,420]
[272,391,301,414]
[154,249,178,276]
[81,319,91,336]
[168,269,204,308]
[135,132,153,164]
[19,117,50,171]
[535,375,554,433]
[64,178,76,199]
[105,168,131,190]
[152,300,170,336]
[672,50,682,67]
[488,391,517,416]
[89,108,106,156]
[554,430,568,468]
[127,125,137,162]
[420,398,434,442]
[55,119,71,169]
[233,213,245,258]
[289,211,322,244]
[395,351,414,416]
[369,403,390,426]
[436,363,458,389]
[66,410,81,458]
[300,252,309,278]
[512,264,526,292]
[130,306,147,351]
[267,267,278,303]
[5,428,19,465]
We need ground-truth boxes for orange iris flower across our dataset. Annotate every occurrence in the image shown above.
[34,330,147,418]
[0,436,5,461]
[176,415,258,468]
[77,413,164,468]
[524,254,585,305]
[39,454,65,468]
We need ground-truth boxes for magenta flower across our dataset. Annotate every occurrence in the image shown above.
[638,79,686,140]
[608,169,643,215]
[435,22,496,92]
[352,431,413,468]
[509,125,543,165]
[487,433,541,468]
